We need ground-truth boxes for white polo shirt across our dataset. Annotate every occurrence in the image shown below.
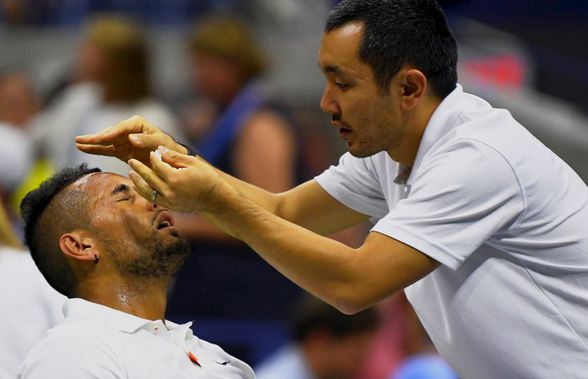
[17,298,255,379]
[316,85,588,378]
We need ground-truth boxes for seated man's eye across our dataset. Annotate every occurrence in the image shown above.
[335,82,349,90]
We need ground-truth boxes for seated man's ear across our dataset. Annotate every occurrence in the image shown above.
[59,231,100,263]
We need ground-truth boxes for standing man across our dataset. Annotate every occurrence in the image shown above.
[76,0,588,377]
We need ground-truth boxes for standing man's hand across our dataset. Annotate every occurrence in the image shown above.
[128,146,237,213]
[75,115,188,167]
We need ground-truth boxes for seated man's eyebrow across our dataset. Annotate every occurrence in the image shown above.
[111,183,130,196]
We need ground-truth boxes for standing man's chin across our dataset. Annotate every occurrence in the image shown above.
[348,148,377,159]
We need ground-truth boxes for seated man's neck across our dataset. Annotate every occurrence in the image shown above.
[76,276,169,321]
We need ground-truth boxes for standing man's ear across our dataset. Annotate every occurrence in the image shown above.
[399,68,427,111]
[59,231,100,264]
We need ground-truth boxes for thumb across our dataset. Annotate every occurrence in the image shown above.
[158,145,195,168]
[129,133,175,150]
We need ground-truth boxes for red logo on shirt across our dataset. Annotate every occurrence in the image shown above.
[188,351,202,367]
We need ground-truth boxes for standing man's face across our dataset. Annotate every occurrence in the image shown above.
[75,173,190,278]
[318,22,406,158]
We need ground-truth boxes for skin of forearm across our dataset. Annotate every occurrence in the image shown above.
[200,184,384,314]
[173,212,239,241]
[194,155,283,215]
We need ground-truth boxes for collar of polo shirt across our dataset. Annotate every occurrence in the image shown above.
[63,298,193,335]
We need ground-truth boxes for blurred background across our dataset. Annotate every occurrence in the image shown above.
[0,1,586,379]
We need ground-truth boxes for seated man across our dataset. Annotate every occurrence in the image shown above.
[17,164,255,379]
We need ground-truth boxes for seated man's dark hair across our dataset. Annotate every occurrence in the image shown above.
[290,295,378,342]
[326,0,458,98]
[20,164,101,297]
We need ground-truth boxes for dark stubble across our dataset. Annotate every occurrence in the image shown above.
[110,234,191,278]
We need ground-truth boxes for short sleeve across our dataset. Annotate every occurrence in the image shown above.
[372,139,524,270]
[315,152,389,218]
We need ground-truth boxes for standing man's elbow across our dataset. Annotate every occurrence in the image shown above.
[329,286,376,315]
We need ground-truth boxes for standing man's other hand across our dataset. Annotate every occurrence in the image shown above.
[75,115,188,167]
[128,146,236,213]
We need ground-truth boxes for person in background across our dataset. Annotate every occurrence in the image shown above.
[0,70,37,214]
[175,14,299,234]
[17,165,254,378]
[356,294,430,379]
[0,196,65,379]
[392,354,457,379]
[255,295,378,379]
[166,15,303,355]
[32,14,181,175]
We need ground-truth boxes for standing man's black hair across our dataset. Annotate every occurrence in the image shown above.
[20,164,101,297]
[326,0,458,98]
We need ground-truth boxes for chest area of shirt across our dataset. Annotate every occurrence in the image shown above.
[118,330,251,378]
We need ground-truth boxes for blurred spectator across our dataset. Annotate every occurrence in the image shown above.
[0,0,238,26]
[32,14,181,175]
[358,294,457,379]
[0,70,37,213]
[392,355,458,379]
[0,198,65,378]
[180,14,297,189]
[167,14,304,362]
[255,295,378,379]
[0,70,38,127]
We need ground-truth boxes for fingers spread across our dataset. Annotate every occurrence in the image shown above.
[128,158,168,196]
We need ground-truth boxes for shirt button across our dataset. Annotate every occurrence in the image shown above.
[153,326,159,333]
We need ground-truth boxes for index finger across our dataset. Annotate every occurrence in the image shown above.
[150,150,179,183]
[74,115,153,144]
[74,124,119,145]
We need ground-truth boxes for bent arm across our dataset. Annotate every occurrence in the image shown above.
[128,152,438,313]
[200,187,439,314]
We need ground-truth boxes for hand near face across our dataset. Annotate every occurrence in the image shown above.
[128,146,237,213]
[75,115,187,167]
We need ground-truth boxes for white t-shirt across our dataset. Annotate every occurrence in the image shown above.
[0,247,65,379]
[315,85,588,378]
[0,123,34,191]
[17,298,255,379]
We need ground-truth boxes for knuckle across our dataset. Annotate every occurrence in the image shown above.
[130,114,147,126]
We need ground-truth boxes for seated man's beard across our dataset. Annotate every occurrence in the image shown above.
[112,237,191,278]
